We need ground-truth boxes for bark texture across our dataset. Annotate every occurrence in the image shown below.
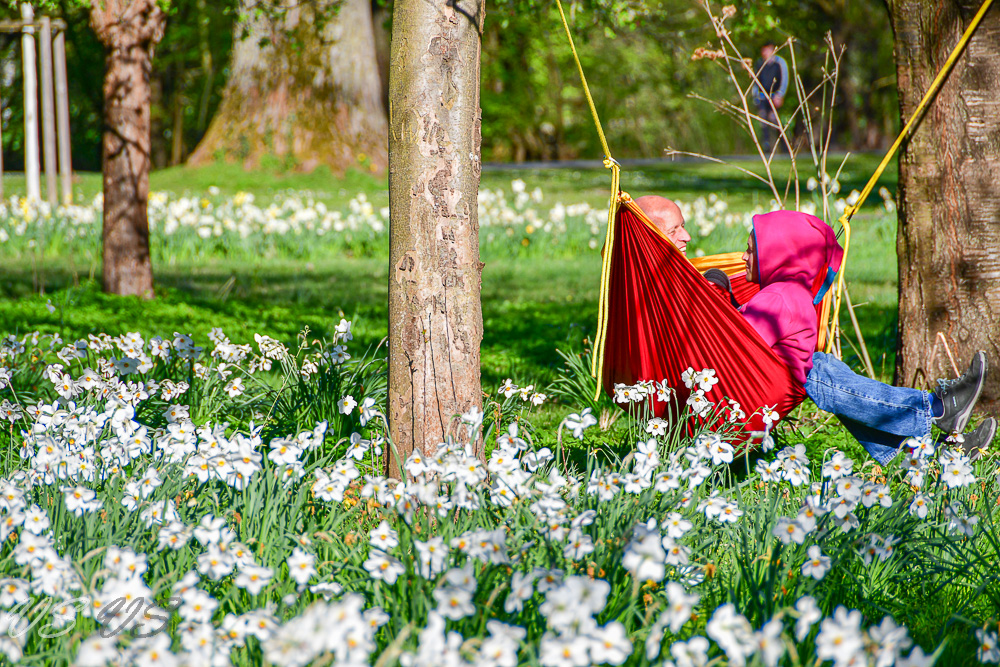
[91,0,166,299]
[888,0,1000,413]
[189,0,388,173]
[387,0,485,476]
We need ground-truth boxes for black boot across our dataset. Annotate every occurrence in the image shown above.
[934,351,988,434]
[957,417,996,462]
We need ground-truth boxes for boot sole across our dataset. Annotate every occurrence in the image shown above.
[951,351,988,434]
[969,418,997,463]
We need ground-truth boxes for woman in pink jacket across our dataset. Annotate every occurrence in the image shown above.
[723,210,993,463]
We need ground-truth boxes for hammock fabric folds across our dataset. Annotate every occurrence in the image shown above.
[600,198,808,438]
[556,0,995,444]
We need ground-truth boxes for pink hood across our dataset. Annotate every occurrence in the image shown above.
[740,211,844,385]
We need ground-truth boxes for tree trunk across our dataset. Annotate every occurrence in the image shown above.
[372,0,391,116]
[90,0,165,299]
[194,0,215,134]
[888,0,1000,413]
[386,0,485,477]
[150,74,167,169]
[171,89,186,166]
[189,0,387,173]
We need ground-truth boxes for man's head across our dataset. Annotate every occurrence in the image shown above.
[634,196,691,254]
[761,41,776,61]
[742,232,760,284]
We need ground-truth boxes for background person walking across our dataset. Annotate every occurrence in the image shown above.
[753,41,789,151]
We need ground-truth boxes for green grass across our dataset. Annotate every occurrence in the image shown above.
[483,152,895,199]
[0,257,600,392]
[0,158,902,447]
[2,164,389,210]
[2,156,900,350]
[2,151,896,206]
[0,157,906,475]
[6,161,1000,663]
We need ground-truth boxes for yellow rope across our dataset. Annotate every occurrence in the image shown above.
[590,167,619,398]
[554,0,614,164]
[556,0,994,381]
[826,0,995,352]
[552,0,620,391]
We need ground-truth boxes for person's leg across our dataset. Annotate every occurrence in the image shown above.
[805,352,934,441]
[833,415,908,465]
[764,105,778,150]
[757,103,774,150]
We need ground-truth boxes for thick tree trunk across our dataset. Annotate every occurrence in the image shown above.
[91,0,165,299]
[386,0,485,476]
[888,0,1000,413]
[189,0,387,173]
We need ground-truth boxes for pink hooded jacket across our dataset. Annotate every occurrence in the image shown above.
[740,211,844,385]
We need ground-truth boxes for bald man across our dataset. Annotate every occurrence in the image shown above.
[633,195,691,254]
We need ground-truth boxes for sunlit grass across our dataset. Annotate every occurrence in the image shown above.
[3,161,999,665]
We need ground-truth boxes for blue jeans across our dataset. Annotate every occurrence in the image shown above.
[805,352,934,464]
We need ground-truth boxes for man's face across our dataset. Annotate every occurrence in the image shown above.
[633,196,691,254]
[761,45,775,61]
[742,233,760,283]
[661,211,691,254]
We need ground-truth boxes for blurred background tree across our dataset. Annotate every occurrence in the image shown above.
[478,0,897,162]
[188,0,388,173]
[0,0,235,171]
[0,0,897,170]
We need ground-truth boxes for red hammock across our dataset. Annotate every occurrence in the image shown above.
[554,0,991,444]
[595,196,834,439]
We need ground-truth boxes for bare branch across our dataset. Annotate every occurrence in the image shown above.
[664,149,774,186]
[697,0,782,204]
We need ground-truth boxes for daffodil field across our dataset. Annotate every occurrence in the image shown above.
[1,170,997,666]
[0,177,896,264]
[0,319,997,666]
[1,185,609,263]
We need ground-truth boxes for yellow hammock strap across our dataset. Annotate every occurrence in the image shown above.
[590,169,619,397]
[590,207,619,396]
[827,0,996,353]
[554,0,613,164]
[552,0,620,392]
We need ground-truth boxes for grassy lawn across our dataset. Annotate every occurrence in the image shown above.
[6,162,1000,663]
[0,157,905,469]
[1,154,900,372]
[2,152,894,205]
[0,257,600,391]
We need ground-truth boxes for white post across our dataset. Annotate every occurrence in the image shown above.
[0,83,4,201]
[38,16,58,208]
[53,26,72,206]
[21,3,40,203]
[40,16,57,207]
